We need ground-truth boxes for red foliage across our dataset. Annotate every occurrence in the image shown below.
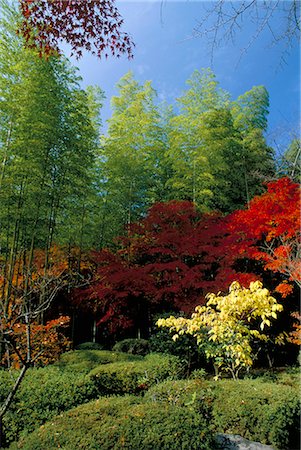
[74,202,247,334]
[18,0,134,59]
[74,179,300,336]
[289,312,301,345]
[227,177,301,290]
[275,282,294,298]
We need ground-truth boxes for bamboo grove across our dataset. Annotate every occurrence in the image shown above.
[0,1,299,367]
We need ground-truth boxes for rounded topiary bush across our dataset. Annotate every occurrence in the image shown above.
[12,396,214,450]
[1,366,97,445]
[88,353,185,395]
[55,349,142,373]
[75,341,104,350]
[146,377,300,450]
[212,379,300,450]
[112,338,150,356]
[145,378,208,405]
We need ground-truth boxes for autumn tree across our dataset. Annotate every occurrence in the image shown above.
[75,177,300,343]
[227,177,301,295]
[0,246,76,447]
[17,0,134,59]
[73,201,238,339]
[157,281,283,379]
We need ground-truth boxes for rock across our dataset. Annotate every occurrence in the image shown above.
[215,434,274,450]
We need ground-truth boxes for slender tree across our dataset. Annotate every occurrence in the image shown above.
[0,5,103,444]
[167,69,275,211]
[98,72,166,245]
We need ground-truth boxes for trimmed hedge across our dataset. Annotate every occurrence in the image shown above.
[146,378,300,450]
[75,342,104,350]
[212,379,300,450]
[88,353,184,395]
[112,338,150,356]
[1,352,184,445]
[11,396,214,450]
[54,349,143,374]
[1,366,97,445]
[145,379,207,405]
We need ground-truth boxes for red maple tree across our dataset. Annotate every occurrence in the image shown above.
[18,0,134,59]
[74,178,300,338]
[227,177,300,292]
[74,201,245,336]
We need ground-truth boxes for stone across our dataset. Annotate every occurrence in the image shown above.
[215,433,274,450]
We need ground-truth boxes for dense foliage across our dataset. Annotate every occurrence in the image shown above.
[2,354,298,449]
[76,178,299,344]
[146,377,300,449]
[0,3,299,448]
[18,0,134,59]
[11,396,214,450]
[0,350,183,445]
[157,281,283,379]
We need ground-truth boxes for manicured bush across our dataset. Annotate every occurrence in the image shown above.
[75,341,104,350]
[147,377,300,449]
[1,366,97,445]
[273,367,300,388]
[247,366,300,389]
[145,378,215,422]
[54,349,142,373]
[88,353,184,395]
[112,338,150,356]
[145,379,207,405]
[212,379,300,450]
[12,395,214,449]
[1,351,183,445]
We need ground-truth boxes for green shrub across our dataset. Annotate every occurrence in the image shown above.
[1,352,183,445]
[1,366,97,445]
[274,367,300,388]
[88,353,184,395]
[12,396,214,449]
[146,377,300,449]
[112,338,150,356]
[247,366,300,389]
[0,368,17,402]
[145,379,215,422]
[149,314,204,374]
[54,349,142,373]
[145,379,207,405]
[212,379,300,449]
[75,341,104,350]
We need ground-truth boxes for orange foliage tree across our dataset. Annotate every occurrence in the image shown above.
[0,245,89,445]
[0,245,91,369]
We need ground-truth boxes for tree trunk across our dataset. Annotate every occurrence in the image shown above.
[0,364,29,448]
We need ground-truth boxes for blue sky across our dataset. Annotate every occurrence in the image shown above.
[68,1,300,156]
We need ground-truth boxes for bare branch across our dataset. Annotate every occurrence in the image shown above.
[192,1,300,65]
